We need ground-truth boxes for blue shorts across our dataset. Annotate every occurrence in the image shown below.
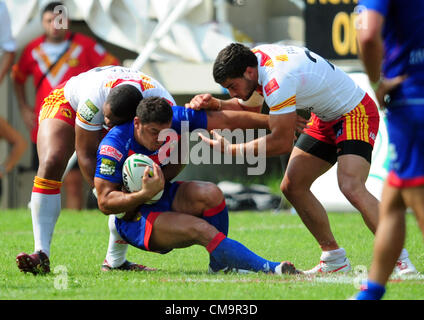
[385,104,424,188]
[115,181,181,252]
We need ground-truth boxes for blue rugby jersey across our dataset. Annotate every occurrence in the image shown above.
[359,0,424,103]
[95,106,207,184]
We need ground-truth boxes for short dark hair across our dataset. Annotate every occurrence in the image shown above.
[136,97,173,124]
[42,2,64,16]
[213,43,258,84]
[106,84,143,122]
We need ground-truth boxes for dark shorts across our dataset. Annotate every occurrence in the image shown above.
[295,134,374,165]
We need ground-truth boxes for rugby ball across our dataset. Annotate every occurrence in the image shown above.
[122,153,163,204]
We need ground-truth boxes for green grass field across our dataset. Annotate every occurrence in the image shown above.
[1,208,423,300]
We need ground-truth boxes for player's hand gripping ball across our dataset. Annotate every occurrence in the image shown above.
[122,153,163,204]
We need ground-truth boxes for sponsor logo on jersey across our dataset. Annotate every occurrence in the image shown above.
[264,78,280,96]
[333,121,343,138]
[100,158,116,176]
[276,54,288,62]
[100,145,123,161]
[67,58,79,67]
[79,99,99,122]
[140,75,152,82]
[61,108,73,119]
[141,81,155,91]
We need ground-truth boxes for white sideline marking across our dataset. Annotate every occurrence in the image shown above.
[157,274,424,284]
[233,224,304,232]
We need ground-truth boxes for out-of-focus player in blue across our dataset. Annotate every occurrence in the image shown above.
[355,0,424,299]
[94,97,300,275]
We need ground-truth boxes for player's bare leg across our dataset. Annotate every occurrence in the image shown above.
[281,147,350,274]
[403,186,424,234]
[149,212,219,251]
[354,180,422,299]
[281,147,338,250]
[17,119,75,274]
[337,154,379,233]
[338,155,417,275]
[63,168,83,210]
[172,181,224,217]
[368,183,406,286]
[36,119,76,180]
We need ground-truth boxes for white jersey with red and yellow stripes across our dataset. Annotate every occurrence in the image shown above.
[243,44,365,121]
[64,65,176,131]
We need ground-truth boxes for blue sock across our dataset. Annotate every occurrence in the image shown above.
[355,280,386,300]
[207,232,280,273]
[203,201,229,272]
[203,200,229,236]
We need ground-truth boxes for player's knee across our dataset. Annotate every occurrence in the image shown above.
[64,169,83,189]
[39,151,67,171]
[281,177,301,200]
[199,182,224,209]
[338,177,363,202]
[188,219,217,244]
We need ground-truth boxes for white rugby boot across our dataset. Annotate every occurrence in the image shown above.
[394,249,418,276]
[304,248,351,275]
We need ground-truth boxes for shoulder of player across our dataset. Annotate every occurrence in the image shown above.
[260,67,297,96]
[22,35,45,51]
[107,122,134,142]
[70,32,100,46]
[99,124,133,155]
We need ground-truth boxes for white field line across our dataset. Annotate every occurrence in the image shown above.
[231,224,304,232]
[155,273,424,284]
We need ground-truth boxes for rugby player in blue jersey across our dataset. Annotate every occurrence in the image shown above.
[355,0,424,299]
[94,96,300,275]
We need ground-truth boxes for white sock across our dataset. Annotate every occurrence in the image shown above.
[31,192,61,257]
[320,248,347,263]
[105,215,128,268]
[398,248,409,261]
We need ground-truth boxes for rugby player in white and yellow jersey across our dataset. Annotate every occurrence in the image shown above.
[189,43,416,275]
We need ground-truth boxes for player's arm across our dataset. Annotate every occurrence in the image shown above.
[186,93,262,113]
[357,9,385,83]
[162,163,186,182]
[12,66,34,132]
[0,117,27,178]
[95,163,164,215]
[162,143,187,181]
[75,125,104,188]
[357,6,406,107]
[206,109,269,131]
[0,3,15,84]
[200,111,297,157]
[0,51,14,84]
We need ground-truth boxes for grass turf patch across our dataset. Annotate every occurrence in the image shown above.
[1,208,423,300]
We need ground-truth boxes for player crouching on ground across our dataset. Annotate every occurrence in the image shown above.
[94,97,301,275]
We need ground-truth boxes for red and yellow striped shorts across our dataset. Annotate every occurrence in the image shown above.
[39,85,76,127]
[305,93,379,147]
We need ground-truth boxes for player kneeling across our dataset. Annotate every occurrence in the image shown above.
[94,97,301,275]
